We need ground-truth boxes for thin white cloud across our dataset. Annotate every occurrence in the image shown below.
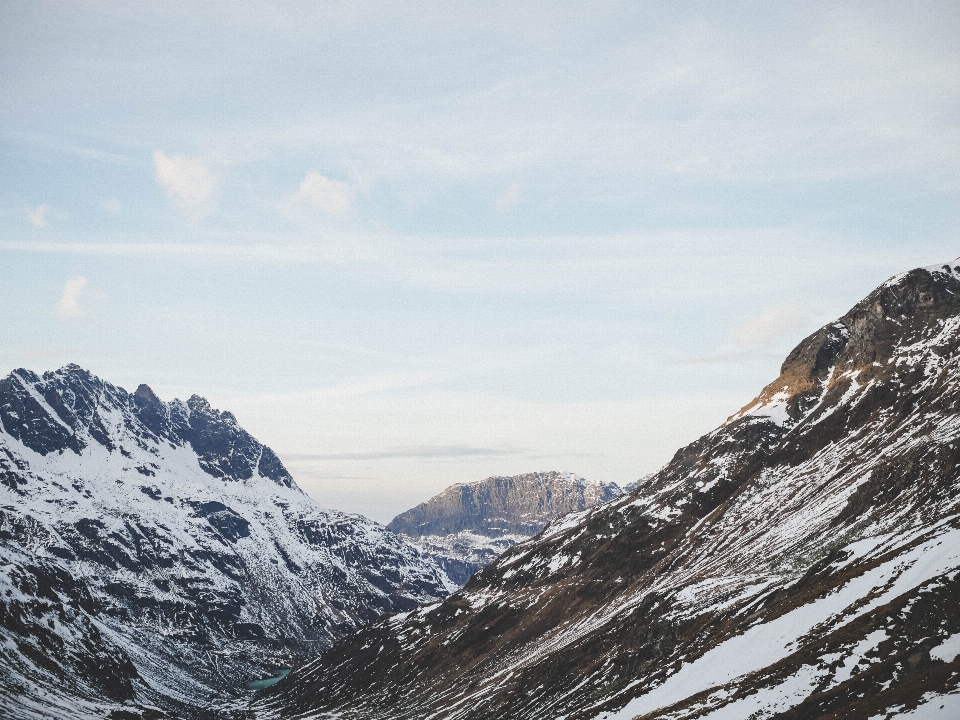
[294,446,526,461]
[676,351,761,366]
[26,205,50,227]
[735,302,822,350]
[9,131,141,166]
[153,150,216,210]
[0,235,943,306]
[291,171,354,215]
[304,370,451,399]
[56,276,88,318]
[0,239,368,265]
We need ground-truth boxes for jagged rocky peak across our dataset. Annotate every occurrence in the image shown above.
[389,470,623,537]
[0,363,452,719]
[735,260,960,426]
[254,257,960,720]
[0,363,294,487]
[133,382,159,403]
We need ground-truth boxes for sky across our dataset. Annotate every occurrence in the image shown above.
[1,2,959,524]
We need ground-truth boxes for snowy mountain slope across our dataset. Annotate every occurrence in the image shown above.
[389,472,623,585]
[0,366,451,719]
[255,259,960,720]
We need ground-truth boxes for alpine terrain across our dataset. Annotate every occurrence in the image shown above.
[0,366,451,719]
[255,259,960,719]
[389,472,623,586]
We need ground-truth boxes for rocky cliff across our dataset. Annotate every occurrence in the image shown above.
[389,472,623,584]
[389,471,623,538]
[255,259,960,719]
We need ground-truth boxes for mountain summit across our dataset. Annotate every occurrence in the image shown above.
[256,259,960,719]
[0,366,450,719]
[389,471,623,585]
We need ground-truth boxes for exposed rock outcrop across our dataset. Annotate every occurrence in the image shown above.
[389,472,623,585]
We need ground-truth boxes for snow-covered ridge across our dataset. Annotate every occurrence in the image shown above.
[882,255,960,289]
[254,257,960,720]
[0,365,451,719]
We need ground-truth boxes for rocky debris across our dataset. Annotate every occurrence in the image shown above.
[389,472,623,586]
[254,260,960,720]
[0,366,451,719]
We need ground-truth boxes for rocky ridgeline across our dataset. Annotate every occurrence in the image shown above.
[0,366,451,720]
[256,260,960,719]
[388,472,623,585]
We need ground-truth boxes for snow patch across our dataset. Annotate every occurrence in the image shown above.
[930,632,960,664]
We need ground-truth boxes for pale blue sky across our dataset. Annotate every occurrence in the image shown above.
[2,2,958,522]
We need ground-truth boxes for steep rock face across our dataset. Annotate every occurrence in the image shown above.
[256,260,960,719]
[389,471,623,537]
[0,366,450,720]
[389,472,623,585]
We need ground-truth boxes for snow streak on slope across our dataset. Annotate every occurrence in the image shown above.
[0,366,450,719]
[255,260,960,720]
[596,523,960,719]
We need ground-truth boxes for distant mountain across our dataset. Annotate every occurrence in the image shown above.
[0,366,450,720]
[388,471,624,585]
[256,259,960,719]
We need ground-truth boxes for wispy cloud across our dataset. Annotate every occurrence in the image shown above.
[153,150,216,213]
[306,370,450,398]
[677,302,826,365]
[291,171,355,215]
[287,446,526,461]
[56,276,87,318]
[735,301,822,350]
[0,239,372,266]
[8,131,141,166]
[676,350,761,366]
[26,205,50,227]
[0,233,940,304]
[675,299,830,366]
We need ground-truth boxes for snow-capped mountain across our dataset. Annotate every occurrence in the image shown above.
[388,472,623,585]
[0,366,451,719]
[255,259,960,719]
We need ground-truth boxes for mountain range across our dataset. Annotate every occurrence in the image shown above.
[253,260,960,719]
[0,367,452,719]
